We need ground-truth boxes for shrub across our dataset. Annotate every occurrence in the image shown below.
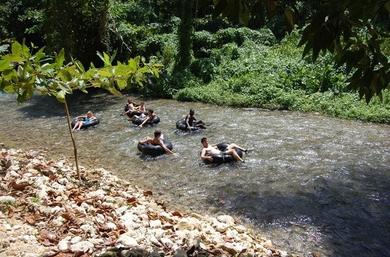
[214,27,276,47]
[193,30,215,57]
[174,29,389,123]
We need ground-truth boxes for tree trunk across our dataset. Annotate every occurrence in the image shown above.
[63,97,80,181]
[174,0,194,71]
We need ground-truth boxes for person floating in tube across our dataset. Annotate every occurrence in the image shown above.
[138,109,157,128]
[139,130,174,155]
[123,97,137,114]
[72,111,97,131]
[200,137,246,162]
[185,109,206,130]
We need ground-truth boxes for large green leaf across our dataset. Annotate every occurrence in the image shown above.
[54,49,65,68]
[11,41,23,56]
[0,60,12,72]
[97,68,113,77]
[32,47,46,62]
[55,89,67,103]
[116,78,127,90]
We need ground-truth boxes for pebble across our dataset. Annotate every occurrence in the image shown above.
[70,241,94,253]
[70,236,82,244]
[58,239,70,251]
[117,234,138,247]
[149,219,162,228]
[217,215,235,226]
[0,195,16,203]
[0,148,288,257]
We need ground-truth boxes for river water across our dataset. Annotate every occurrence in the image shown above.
[0,92,389,257]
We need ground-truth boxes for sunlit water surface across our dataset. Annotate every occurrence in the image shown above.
[0,93,389,257]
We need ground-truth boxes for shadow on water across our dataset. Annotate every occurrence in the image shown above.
[207,166,390,257]
[16,89,122,119]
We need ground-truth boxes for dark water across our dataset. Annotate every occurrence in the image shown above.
[0,92,389,257]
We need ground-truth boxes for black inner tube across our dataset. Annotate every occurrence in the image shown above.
[176,119,199,131]
[124,105,146,118]
[176,119,204,131]
[137,140,173,156]
[132,116,160,126]
[203,142,243,164]
[71,117,99,129]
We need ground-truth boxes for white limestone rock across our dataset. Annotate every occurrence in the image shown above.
[149,219,162,228]
[70,241,94,253]
[58,239,70,252]
[0,195,16,204]
[217,215,235,226]
[117,234,138,248]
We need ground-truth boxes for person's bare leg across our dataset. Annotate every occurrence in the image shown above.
[226,149,244,162]
[73,121,80,131]
[227,143,246,152]
[77,122,82,130]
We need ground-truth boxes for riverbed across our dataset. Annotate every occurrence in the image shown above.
[0,92,389,257]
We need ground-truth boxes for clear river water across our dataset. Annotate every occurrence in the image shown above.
[0,92,389,257]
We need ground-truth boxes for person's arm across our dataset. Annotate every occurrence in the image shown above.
[185,115,191,129]
[77,114,87,120]
[201,148,213,161]
[138,115,150,128]
[159,139,173,154]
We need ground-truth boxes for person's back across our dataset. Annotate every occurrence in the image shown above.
[185,109,196,127]
[150,131,163,145]
[139,130,172,155]
[138,102,146,113]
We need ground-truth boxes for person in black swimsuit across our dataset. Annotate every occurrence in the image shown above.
[185,109,206,130]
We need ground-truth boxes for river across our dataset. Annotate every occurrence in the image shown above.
[0,92,389,257]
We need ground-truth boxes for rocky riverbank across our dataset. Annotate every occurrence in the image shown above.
[0,147,289,257]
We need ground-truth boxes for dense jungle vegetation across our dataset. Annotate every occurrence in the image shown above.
[0,0,389,123]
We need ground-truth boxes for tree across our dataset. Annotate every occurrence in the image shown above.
[0,41,162,180]
[174,0,194,71]
[212,0,389,102]
[0,0,45,46]
[44,0,110,66]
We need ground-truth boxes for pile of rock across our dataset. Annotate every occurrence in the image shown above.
[0,148,288,257]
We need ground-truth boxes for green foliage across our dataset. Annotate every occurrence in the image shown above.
[175,31,390,123]
[0,41,162,103]
[44,0,110,65]
[212,0,390,102]
[193,30,215,57]
[109,0,178,29]
[214,27,276,47]
[0,0,45,46]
